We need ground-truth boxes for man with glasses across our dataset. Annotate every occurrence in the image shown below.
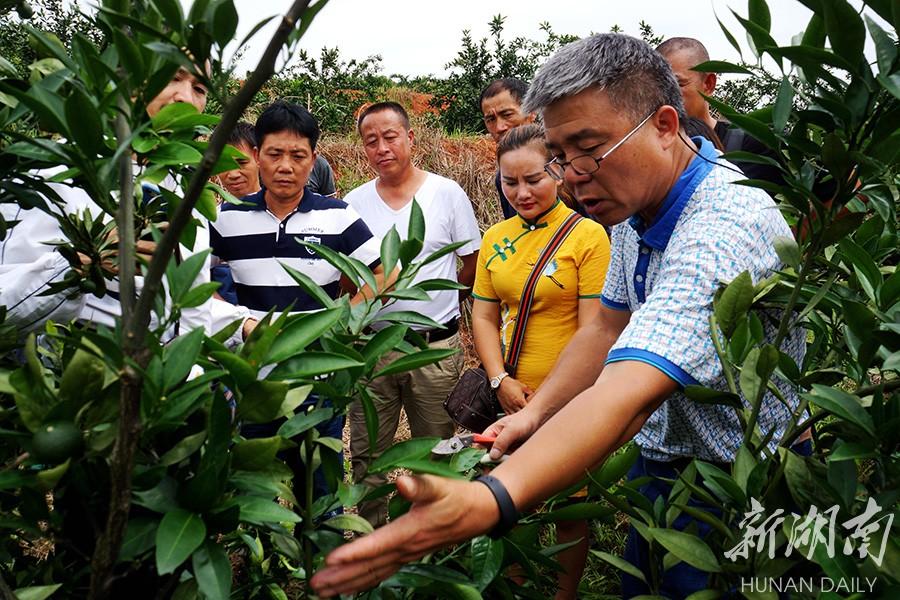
[312,33,803,598]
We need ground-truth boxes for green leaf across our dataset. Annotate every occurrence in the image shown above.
[374,348,458,378]
[220,496,301,526]
[151,101,200,130]
[278,407,333,439]
[211,0,239,47]
[773,236,800,270]
[471,536,503,591]
[822,0,866,62]
[772,76,793,132]
[163,328,205,390]
[450,447,485,472]
[265,308,343,364]
[407,198,425,243]
[418,240,470,268]
[684,385,743,411]
[802,384,875,438]
[590,550,647,584]
[714,271,754,337]
[155,509,206,575]
[391,458,466,479]
[739,345,779,403]
[382,288,432,302]
[369,437,440,473]
[691,60,753,75]
[280,262,335,309]
[648,528,721,572]
[238,380,288,424]
[159,431,206,466]
[232,436,282,471]
[64,86,103,157]
[148,141,203,166]
[268,352,364,380]
[540,502,617,522]
[192,540,231,600]
[590,443,640,488]
[119,517,158,561]
[380,226,401,275]
[865,14,898,78]
[323,513,374,534]
[715,11,744,60]
[13,585,62,600]
[277,384,312,419]
[377,310,444,330]
[415,278,469,291]
[748,0,772,33]
[361,324,407,368]
[398,237,424,267]
[209,351,256,388]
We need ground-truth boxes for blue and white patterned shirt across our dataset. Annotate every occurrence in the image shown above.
[602,138,805,463]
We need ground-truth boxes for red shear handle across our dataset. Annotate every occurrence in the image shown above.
[472,434,497,445]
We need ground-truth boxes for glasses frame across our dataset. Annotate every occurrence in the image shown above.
[544,108,659,181]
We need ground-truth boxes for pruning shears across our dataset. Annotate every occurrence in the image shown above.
[432,433,510,463]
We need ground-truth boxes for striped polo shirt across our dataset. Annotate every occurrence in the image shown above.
[210,188,381,315]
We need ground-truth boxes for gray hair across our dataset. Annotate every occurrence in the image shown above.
[523,33,687,124]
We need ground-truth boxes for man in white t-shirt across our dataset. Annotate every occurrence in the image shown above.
[346,101,481,526]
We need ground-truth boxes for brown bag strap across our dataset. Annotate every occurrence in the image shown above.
[504,212,583,375]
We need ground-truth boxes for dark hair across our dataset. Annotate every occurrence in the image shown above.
[226,121,257,149]
[656,37,710,65]
[496,124,548,162]
[683,117,723,151]
[357,101,410,133]
[479,78,529,108]
[255,101,320,150]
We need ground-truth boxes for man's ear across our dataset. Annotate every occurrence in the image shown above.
[701,72,717,96]
[407,127,415,145]
[252,146,260,163]
[524,111,537,125]
[655,106,681,149]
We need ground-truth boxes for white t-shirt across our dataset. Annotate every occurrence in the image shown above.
[346,172,481,328]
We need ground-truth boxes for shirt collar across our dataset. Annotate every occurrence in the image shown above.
[518,198,565,230]
[629,136,716,250]
[244,187,317,213]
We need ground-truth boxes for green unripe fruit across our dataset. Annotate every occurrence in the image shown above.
[31,421,83,464]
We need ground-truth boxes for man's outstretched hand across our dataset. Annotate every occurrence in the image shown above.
[311,474,499,597]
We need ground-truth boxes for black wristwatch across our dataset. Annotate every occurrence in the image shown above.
[474,474,520,539]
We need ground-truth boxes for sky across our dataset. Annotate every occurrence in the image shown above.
[228,0,821,77]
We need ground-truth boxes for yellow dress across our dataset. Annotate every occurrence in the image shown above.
[473,201,611,390]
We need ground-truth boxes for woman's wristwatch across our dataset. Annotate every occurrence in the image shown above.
[489,371,509,390]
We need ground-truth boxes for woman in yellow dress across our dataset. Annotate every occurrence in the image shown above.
[472,124,611,599]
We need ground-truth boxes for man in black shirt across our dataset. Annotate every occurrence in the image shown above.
[479,78,536,219]
[657,37,784,187]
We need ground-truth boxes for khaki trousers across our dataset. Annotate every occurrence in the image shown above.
[349,332,462,526]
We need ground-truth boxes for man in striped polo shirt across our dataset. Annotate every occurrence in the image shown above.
[210,101,385,500]
[210,102,384,314]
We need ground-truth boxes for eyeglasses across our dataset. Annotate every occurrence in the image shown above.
[544,109,658,181]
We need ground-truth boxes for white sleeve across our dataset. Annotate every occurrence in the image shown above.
[0,251,86,332]
[0,205,86,332]
[449,183,482,255]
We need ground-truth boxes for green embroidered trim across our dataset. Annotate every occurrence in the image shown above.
[578,293,604,299]
[472,293,499,302]
[484,229,532,269]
